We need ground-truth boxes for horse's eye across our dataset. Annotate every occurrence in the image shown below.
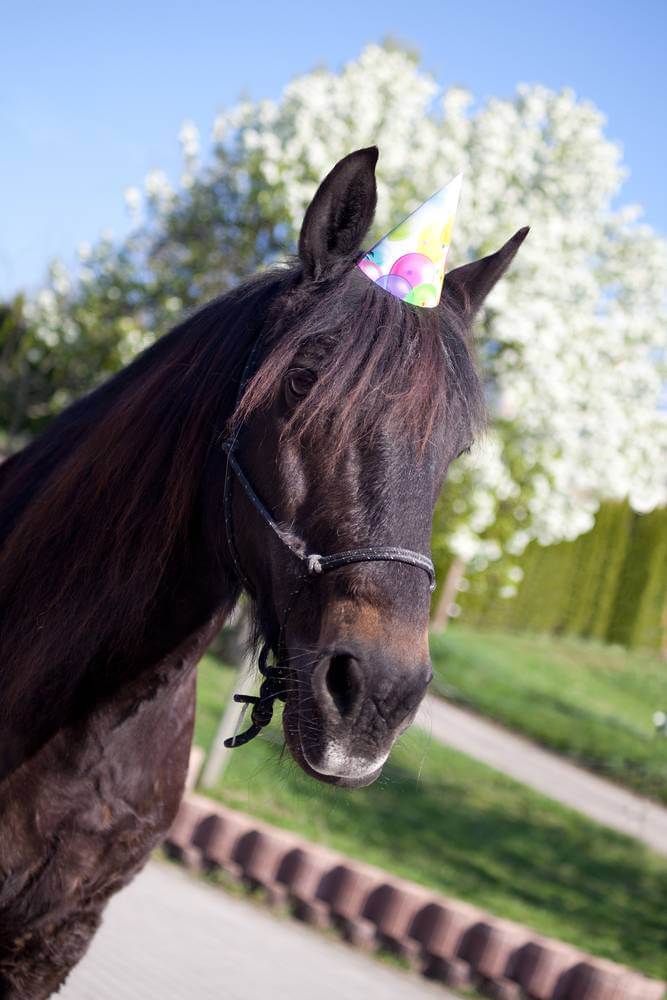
[456,445,472,460]
[285,368,316,405]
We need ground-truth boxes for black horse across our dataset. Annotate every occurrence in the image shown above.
[0,147,527,997]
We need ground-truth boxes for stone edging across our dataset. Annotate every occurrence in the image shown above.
[166,794,665,1000]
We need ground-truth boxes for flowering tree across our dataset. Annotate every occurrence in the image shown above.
[16,43,667,592]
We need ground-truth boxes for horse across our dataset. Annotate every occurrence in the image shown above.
[0,146,527,997]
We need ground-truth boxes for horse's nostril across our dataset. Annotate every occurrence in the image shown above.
[325,654,362,719]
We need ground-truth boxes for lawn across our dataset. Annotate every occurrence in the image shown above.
[193,654,667,980]
[430,627,667,804]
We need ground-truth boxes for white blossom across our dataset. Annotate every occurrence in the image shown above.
[144,169,174,211]
[178,119,200,161]
[124,186,142,219]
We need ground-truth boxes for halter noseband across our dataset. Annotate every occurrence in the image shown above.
[221,337,436,749]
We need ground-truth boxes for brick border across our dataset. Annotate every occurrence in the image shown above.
[166,795,665,1000]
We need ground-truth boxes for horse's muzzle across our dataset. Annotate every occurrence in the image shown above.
[282,638,432,787]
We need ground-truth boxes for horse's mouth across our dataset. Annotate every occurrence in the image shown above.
[281,676,385,789]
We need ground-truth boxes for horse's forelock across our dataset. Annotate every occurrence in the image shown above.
[235,267,484,463]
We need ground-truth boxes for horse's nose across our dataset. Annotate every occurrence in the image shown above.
[320,652,365,720]
[292,645,432,786]
[312,646,432,730]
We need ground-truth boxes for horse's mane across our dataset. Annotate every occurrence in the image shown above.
[0,260,483,772]
[0,267,291,763]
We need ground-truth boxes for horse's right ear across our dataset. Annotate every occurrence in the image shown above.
[298,147,378,281]
[442,227,529,320]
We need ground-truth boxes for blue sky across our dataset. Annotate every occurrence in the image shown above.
[2,0,666,297]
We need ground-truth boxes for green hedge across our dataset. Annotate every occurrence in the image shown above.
[456,502,667,653]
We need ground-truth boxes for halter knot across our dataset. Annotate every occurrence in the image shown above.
[307,554,323,575]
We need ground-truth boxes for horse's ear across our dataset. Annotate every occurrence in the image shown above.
[443,227,529,320]
[298,147,378,280]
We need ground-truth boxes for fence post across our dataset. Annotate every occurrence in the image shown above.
[201,613,257,788]
[431,556,466,632]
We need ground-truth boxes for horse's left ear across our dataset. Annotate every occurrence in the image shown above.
[298,147,378,280]
[443,227,529,319]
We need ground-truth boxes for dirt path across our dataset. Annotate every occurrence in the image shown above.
[59,861,451,1000]
[416,695,667,856]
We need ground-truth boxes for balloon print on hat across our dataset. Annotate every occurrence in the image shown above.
[356,174,462,308]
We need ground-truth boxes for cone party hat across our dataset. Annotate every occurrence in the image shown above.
[357,174,462,308]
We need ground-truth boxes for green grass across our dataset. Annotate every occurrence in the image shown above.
[430,627,667,803]
[193,651,236,748]
[194,656,667,980]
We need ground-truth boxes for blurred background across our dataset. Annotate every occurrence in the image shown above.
[3,1,667,995]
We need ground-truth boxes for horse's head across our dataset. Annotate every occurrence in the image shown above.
[223,148,526,787]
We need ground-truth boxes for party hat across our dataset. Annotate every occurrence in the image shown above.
[357,174,462,308]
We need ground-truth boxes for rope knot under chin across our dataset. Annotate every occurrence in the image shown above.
[223,643,289,749]
[306,553,323,575]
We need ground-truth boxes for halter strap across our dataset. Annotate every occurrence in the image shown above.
[222,443,435,591]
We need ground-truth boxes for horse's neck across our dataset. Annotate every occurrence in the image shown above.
[0,529,237,783]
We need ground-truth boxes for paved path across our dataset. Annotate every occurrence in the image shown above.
[416,695,667,856]
[59,862,451,1000]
